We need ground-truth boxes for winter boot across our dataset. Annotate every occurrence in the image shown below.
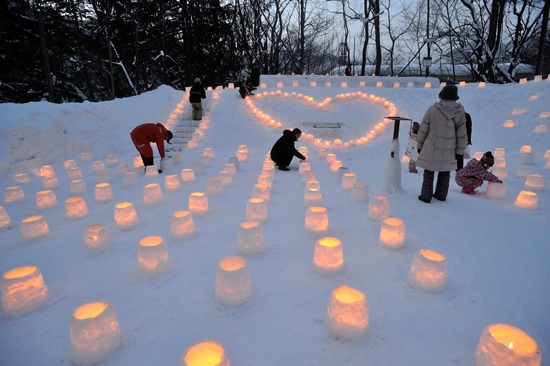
[409,162,418,173]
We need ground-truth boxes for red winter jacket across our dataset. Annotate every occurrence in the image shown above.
[455,158,500,188]
[130,123,168,158]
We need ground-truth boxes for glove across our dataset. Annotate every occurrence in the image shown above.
[467,141,472,145]
[455,154,463,160]
[158,169,162,174]
[417,149,421,153]
[497,179,503,184]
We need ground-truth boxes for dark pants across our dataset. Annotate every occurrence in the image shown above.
[420,170,450,202]
[271,152,293,168]
[141,155,154,167]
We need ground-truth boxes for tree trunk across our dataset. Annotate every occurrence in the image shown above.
[536,0,550,75]
[37,8,55,102]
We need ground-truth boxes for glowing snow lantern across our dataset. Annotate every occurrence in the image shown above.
[145,165,159,177]
[514,191,538,210]
[262,166,275,180]
[206,177,223,196]
[116,163,129,175]
[368,195,390,221]
[199,155,211,167]
[95,183,113,202]
[299,162,311,175]
[228,157,240,170]
[138,236,171,274]
[379,217,406,249]
[36,190,58,209]
[341,173,357,190]
[474,323,541,366]
[170,211,196,239]
[42,174,59,189]
[70,179,87,194]
[330,160,342,173]
[257,174,272,188]
[263,160,275,170]
[123,171,138,187]
[376,81,383,87]
[215,256,252,306]
[534,125,548,134]
[485,182,507,198]
[313,237,344,275]
[517,165,533,178]
[277,81,284,88]
[1,266,48,317]
[302,171,316,184]
[64,159,77,169]
[237,149,247,162]
[304,188,323,208]
[326,285,369,341]
[224,163,237,177]
[14,173,31,183]
[326,153,337,164]
[83,224,112,251]
[189,192,209,215]
[519,78,528,84]
[252,183,270,202]
[520,145,532,154]
[181,168,196,182]
[350,183,369,201]
[70,301,122,365]
[143,183,164,205]
[114,202,138,229]
[4,186,25,204]
[133,156,144,170]
[424,81,431,88]
[459,81,466,86]
[522,152,535,165]
[407,249,448,293]
[106,154,118,167]
[218,170,232,186]
[20,215,50,241]
[479,81,486,88]
[292,80,299,87]
[165,174,181,191]
[180,340,230,366]
[524,174,544,191]
[318,149,327,159]
[81,152,93,161]
[68,167,83,180]
[66,197,89,220]
[494,158,506,168]
[40,165,55,177]
[0,206,12,229]
[305,206,329,236]
[92,161,106,173]
[236,220,265,255]
[305,180,321,191]
[246,198,268,222]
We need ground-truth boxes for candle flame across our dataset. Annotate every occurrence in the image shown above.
[509,342,513,349]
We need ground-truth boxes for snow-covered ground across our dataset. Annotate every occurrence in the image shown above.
[0,75,549,365]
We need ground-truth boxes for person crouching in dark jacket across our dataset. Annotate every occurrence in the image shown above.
[239,80,254,99]
[270,128,306,171]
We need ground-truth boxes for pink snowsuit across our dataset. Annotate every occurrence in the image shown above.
[455,158,500,190]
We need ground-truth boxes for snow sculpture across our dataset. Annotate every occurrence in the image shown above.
[524,174,544,192]
[215,256,252,306]
[342,173,357,190]
[70,301,122,365]
[95,183,113,202]
[70,179,87,194]
[514,191,538,210]
[326,285,369,341]
[36,190,58,209]
[305,206,329,236]
[485,182,507,198]
[304,188,322,208]
[138,236,171,274]
[236,221,265,255]
[350,183,369,202]
[252,184,270,202]
[368,195,390,221]
[114,202,138,229]
[83,224,112,251]
[143,183,163,205]
[170,211,196,240]
[379,218,406,249]
[65,197,89,220]
[475,324,541,366]
[407,249,447,293]
[206,178,223,196]
[1,266,48,316]
[246,198,268,222]
[164,174,181,191]
[313,237,344,275]
[181,168,195,182]
[188,192,208,215]
[180,340,230,366]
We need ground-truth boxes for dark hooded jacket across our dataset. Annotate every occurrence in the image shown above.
[189,82,206,103]
[270,130,305,165]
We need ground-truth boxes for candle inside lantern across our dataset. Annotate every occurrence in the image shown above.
[305,206,329,236]
[237,149,247,161]
[70,301,122,365]
[379,217,406,249]
[514,191,538,210]
[246,198,268,222]
[171,211,196,239]
[236,220,266,255]
[520,145,532,154]
[206,177,223,196]
[1,266,48,316]
[36,190,58,209]
[304,188,323,208]
[83,224,112,251]
[215,256,253,306]
[92,160,106,173]
[164,174,181,191]
[0,206,12,229]
[40,165,55,177]
[252,183,270,202]
[524,174,544,191]
[368,195,390,221]
[475,323,541,366]
[326,285,369,341]
[133,156,144,170]
[14,173,31,183]
[189,192,209,215]
[181,168,196,182]
[95,183,113,202]
[350,183,369,201]
[407,249,448,293]
[114,202,138,229]
[143,183,164,205]
[68,167,83,180]
[181,340,231,366]
[485,181,507,198]
[342,173,357,190]
[42,174,59,189]
[66,197,89,220]
[20,215,50,241]
[313,237,344,275]
[138,236,171,274]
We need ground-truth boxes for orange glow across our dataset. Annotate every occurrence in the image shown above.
[219,256,245,271]
[181,168,196,182]
[218,171,233,186]
[538,111,550,118]
[20,215,50,241]
[252,183,270,202]
[246,198,268,222]
[241,220,259,230]
[83,224,112,251]
[4,266,35,279]
[65,197,88,219]
[424,81,431,88]
[171,210,196,239]
[502,120,515,128]
[487,324,538,356]
[368,195,390,221]
[313,237,344,275]
[237,222,265,256]
[138,236,171,273]
[215,256,252,306]
[407,249,447,293]
[74,302,109,320]
[143,183,164,205]
[326,153,337,164]
[164,174,181,191]
[2,266,48,316]
[524,174,544,191]
[189,192,209,215]
[4,186,25,203]
[305,206,329,235]
[515,191,538,210]
[326,285,369,341]
[380,218,406,248]
[141,236,163,247]
[95,183,113,202]
[510,108,527,115]
[36,190,58,209]
[520,145,532,153]
[114,202,138,229]
[14,173,31,183]
[420,249,445,261]
[183,341,229,366]
[341,173,357,190]
[330,160,342,173]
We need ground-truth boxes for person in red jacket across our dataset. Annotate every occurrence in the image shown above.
[455,151,502,194]
[130,123,173,173]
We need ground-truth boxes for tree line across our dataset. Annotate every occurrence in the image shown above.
[0,0,548,103]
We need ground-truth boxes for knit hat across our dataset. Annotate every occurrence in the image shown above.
[194,77,201,83]
[412,122,420,133]
[438,85,459,101]
[481,151,494,167]
[165,130,173,144]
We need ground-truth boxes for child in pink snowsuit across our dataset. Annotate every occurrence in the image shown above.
[455,151,502,194]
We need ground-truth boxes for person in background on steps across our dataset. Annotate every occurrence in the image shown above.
[416,84,468,203]
[270,128,306,171]
[344,63,352,76]
[455,151,502,195]
[409,122,420,173]
[456,112,473,171]
[130,123,173,173]
[189,77,206,120]
[250,63,261,89]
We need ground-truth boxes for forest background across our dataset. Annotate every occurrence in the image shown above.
[0,0,549,103]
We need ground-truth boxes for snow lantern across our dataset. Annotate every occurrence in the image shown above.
[379,217,406,249]
[199,155,210,166]
[224,163,237,177]
[494,148,506,158]
[181,168,196,182]
[0,206,12,229]
[228,157,240,170]
[502,120,515,128]
[133,156,144,170]
[64,159,77,169]
[218,170,233,186]
[326,153,337,165]
[215,256,252,306]
[70,301,122,365]
[304,188,323,208]
[81,152,93,161]
[522,152,535,165]
[492,167,508,181]
[145,165,159,177]
[350,183,369,202]
[165,174,181,191]
[262,167,275,180]
[92,160,106,173]
[407,249,448,293]
[368,195,390,221]
[40,165,55,177]
[138,236,171,274]
[298,146,308,157]
[326,285,369,341]
[494,158,506,168]
[544,159,550,170]
[206,177,223,196]
[342,173,357,190]
[114,202,138,229]
[42,174,59,189]
[263,160,275,170]
[170,211,196,240]
[252,183,270,202]
[95,171,110,184]
[330,160,343,173]
[474,323,541,366]
[143,183,164,205]
[302,171,316,185]
[116,163,129,175]
[180,340,230,366]
[246,198,268,222]
[299,162,311,175]
[239,144,248,154]
[292,80,299,87]
[36,190,58,209]
[20,215,50,240]
[65,197,89,220]
[123,171,138,187]
[236,220,265,255]
[376,81,383,87]
[313,237,344,275]
[534,125,548,134]
[1,266,48,316]
[337,167,350,179]
[14,173,31,183]
[524,174,544,191]
[318,149,327,159]
[485,182,507,198]
[514,191,538,210]
[424,81,431,88]
[95,183,113,202]
[68,167,83,180]
[478,82,486,88]
[305,206,329,236]
[520,145,532,154]
[189,192,209,215]
[71,179,87,194]
[172,151,183,165]
[474,151,484,160]
[83,224,112,251]
[237,149,247,162]
[106,154,118,167]
[517,165,533,179]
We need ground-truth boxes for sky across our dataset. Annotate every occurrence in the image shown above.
[0,74,549,365]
